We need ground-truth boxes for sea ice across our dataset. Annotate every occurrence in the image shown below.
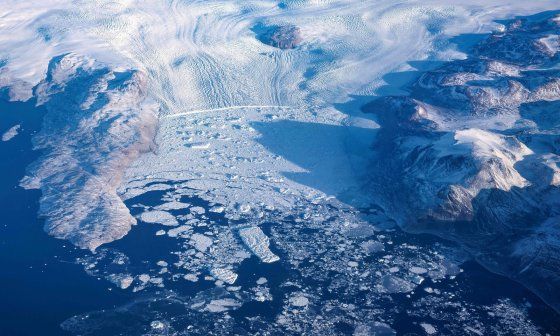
[238,226,279,263]
[420,323,437,335]
[140,210,178,226]
[190,233,213,252]
[210,268,238,285]
[167,225,191,238]
[289,294,309,307]
[1,124,20,142]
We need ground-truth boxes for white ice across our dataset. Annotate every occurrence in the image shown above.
[1,124,20,142]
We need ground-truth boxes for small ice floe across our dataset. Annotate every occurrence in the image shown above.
[155,229,166,236]
[167,225,191,238]
[348,261,359,267]
[190,206,206,215]
[186,142,210,150]
[1,124,20,142]
[150,277,163,286]
[209,205,225,213]
[156,260,168,267]
[140,274,151,281]
[361,240,385,254]
[239,226,279,263]
[354,322,396,336]
[108,274,134,289]
[190,233,213,252]
[289,294,309,307]
[379,275,415,293]
[420,323,437,335]
[410,266,428,274]
[184,274,198,282]
[205,298,241,312]
[150,320,166,330]
[155,201,190,211]
[211,268,238,285]
[256,277,268,285]
[140,210,178,226]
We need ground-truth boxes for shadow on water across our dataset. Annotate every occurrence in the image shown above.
[0,98,132,336]
[251,119,375,200]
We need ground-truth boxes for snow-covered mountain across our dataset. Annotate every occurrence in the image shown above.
[364,12,560,310]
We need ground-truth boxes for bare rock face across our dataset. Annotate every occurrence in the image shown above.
[255,24,302,50]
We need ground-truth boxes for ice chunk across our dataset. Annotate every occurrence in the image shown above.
[205,299,241,312]
[184,274,198,282]
[361,240,385,253]
[167,225,191,238]
[238,226,279,263]
[190,206,206,215]
[1,124,20,142]
[150,321,165,330]
[155,201,190,211]
[410,266,428,274]
[380,275,415,293]
[209,206,225,213]
[190,233,213,252]
[420,323,437,335]
[140,210,178,226]
[211,268,238,285]
[138,274,151,283]
[289,294,309,307]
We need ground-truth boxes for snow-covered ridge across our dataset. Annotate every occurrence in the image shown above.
[15,54,158,250]
[364,12,560,310]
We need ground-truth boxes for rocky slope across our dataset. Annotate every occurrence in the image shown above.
[364,12,560,311]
